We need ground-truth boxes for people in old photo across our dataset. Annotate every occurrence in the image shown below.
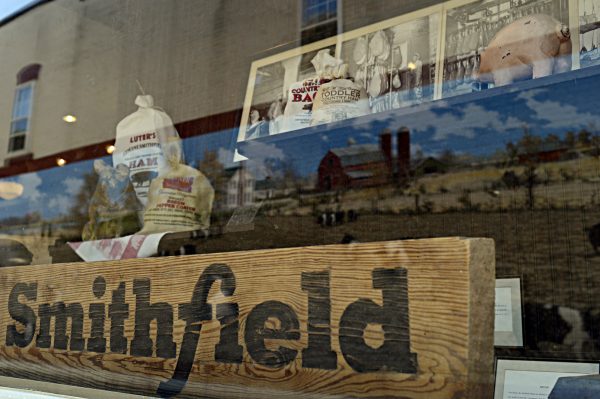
[245,109,269,140]
[268,95,284,135]
[410,52,423,101]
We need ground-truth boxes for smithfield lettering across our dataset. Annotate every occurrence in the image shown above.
[5,264,417,398]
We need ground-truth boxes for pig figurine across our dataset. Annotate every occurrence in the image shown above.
[477,14,572,86]
[82,159,143,241]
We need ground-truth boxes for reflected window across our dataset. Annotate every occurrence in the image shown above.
[301,0,339,45]
[9,64,40,153]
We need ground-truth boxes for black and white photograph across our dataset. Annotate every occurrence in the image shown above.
[580,0,600,68]
[239,43,337,142]
[238,10,441,144]
[443,0,571,99]
[339,13,439,113]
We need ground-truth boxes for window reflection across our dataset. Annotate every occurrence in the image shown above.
[2,3,600,395]
[9,84,33,152]
[301,0,339,44]
[8,64,40,155]
[302,0,337,27]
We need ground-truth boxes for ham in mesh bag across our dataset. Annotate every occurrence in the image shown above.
[310,50,370,126]
[112,94,183,207]
[311,79,370,126]
[138,142,214,235]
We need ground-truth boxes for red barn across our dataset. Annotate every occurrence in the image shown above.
[517,143,569,164]
[318,134,393,191]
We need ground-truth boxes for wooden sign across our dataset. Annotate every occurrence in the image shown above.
[0,238,494,398]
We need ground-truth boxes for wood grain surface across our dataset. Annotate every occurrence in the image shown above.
[0,237,495,399]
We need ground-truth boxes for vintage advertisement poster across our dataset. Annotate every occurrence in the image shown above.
[442,0,571,99]
[238,41,337,142]
[579,0,600,68]
[238,0,585,144]
[237,7,441,143]
[338,13,439,113]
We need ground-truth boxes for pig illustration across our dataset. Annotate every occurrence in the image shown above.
[478,14,572,86]
[82,160,142,241]
[131,170,158,187]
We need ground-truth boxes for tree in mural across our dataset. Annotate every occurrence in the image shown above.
[68,170,99,239]
[198,150,227,216]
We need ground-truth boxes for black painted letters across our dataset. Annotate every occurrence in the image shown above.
[157,263,238,398]
[245,300,300,368]
[301,270,337,369]
[339,267,417,373]
[108,281,129,354]
[130,278,176,358]
[6,282,37,347]
[4,264,418,399]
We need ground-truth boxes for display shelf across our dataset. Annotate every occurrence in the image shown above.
[238,63,600,156]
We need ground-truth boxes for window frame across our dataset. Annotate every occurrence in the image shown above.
[8,80,35,154]
[301,0,338,30]
[299,0,342,44]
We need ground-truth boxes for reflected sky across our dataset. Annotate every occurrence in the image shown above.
[0,0,38,21]
[3,65,600,221]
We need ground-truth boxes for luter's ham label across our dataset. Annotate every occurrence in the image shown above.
[113,95,182,207]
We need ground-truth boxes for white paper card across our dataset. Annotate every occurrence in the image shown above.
[495,287,513,332]
[503,370,584,399]
[495,359,599,399]
[495,278,523,347]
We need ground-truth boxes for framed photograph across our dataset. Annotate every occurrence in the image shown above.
[337,11,440,114]
[237,5,442,143]
[237,37,338,143]
[495,277,523,347]
[579,0,600,68]
[442,0,571,99]
[494,359,599,399]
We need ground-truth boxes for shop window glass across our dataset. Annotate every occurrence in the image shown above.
[3,1,600,398]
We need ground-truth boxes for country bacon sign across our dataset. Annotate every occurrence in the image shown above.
[0,238,494,398]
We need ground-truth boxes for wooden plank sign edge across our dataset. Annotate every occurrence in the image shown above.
[467,238,496,399]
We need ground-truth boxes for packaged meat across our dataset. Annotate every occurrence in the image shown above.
[139,142,214,235]
[112,94,183,207]
[311,78,370,126]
